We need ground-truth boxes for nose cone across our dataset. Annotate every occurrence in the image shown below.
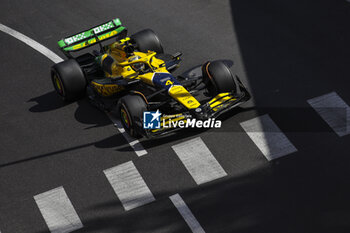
[151,72,180,90]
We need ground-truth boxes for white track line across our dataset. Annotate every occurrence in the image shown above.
[170,194,205,233]
[0,23,147,156]
[172,137,227,185]
[0,24,63,63]
[308,92,350,137]
[34,186,83,233]
[240,114,297,161]
[106,112,147,156]
[103,161,155,211]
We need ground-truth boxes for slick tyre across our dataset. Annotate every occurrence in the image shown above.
[118,94,148,138]
[51,59,86,102]
[131,29,164,54]
[202,61,237,97]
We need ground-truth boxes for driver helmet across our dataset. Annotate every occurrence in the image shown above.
[128,55,145,72]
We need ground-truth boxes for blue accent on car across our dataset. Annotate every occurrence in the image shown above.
[152,72,180,90]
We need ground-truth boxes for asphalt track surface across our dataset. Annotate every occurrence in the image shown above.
[1,0,350,232]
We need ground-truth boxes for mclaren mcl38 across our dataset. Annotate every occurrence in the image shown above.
[51,18,251,138]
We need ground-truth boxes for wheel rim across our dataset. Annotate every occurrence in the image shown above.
[121,107,131,129]
[53,73,65,96]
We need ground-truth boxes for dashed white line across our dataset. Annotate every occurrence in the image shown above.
[106,112,147,156]
[34,186,83,233]
[0,24,63,63]
[170,194,205,233]
[103,161,155,211]
[172,137,227,185]
[240,114,297,161]
[0,23,147,156]
[308,92,350,137]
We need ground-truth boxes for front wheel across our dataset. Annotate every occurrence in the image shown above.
[117,94,148,138]
[201,61,237,97]
[51,59,86,102]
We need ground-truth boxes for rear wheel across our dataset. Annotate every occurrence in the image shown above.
[202,60,237,97]
[51,59,86,101]
[131,29,164,54]
[118,94,148,138]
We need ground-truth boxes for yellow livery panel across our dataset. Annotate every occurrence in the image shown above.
[209,93,236,111]
[168,85,200,109]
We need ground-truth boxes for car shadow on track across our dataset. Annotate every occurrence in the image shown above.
[26,89,254,155]
[0,94,127,168]
[28,91,66,112]
[28,91,111,129]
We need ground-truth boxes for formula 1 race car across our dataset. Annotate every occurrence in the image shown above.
[51,18,251,138]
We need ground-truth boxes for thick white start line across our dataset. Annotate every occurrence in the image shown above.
[34,186,83,233]
[0,23,147,156]
[170,194,206,233]
[172,137,227,185]
[308,92,350,137]
[103,161,155,211]
[240,114,298,161]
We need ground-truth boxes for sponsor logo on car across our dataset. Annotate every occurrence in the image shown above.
[65,21,115,45]
[92,21,114,34]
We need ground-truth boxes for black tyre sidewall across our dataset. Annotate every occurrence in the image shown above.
[131,29,164,54]
[51,59,86,102]
[118,95,148,138]
[202,61,237,96]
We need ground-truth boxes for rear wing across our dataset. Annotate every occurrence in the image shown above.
[58,18,126,57]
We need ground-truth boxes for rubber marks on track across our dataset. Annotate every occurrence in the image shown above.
[103,161,155,211]
[308,92,350,137]
[34,186,83,233]
[240,114,298,161]
[172,137,227,185]
[170,194,206,233]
